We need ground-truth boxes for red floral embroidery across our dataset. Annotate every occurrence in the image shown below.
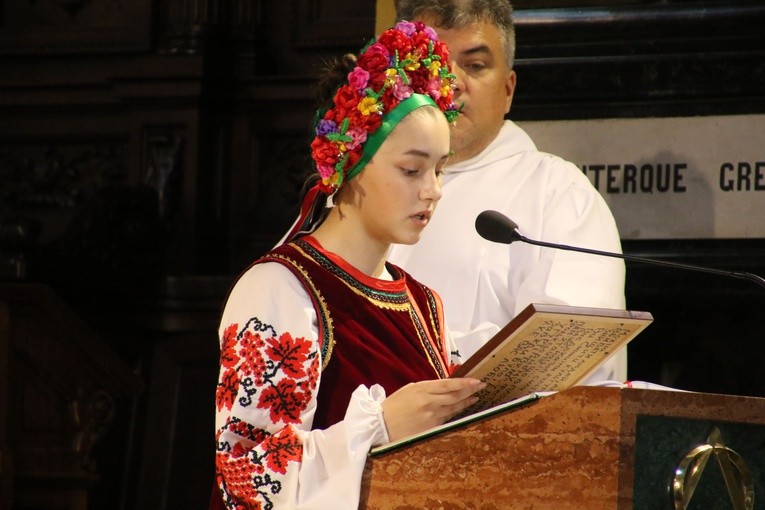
[216,367,239,411]
[216,317,318,508]
[238,330,267,382]
[216,451,264,505]
[305,355,320,390]
[258,378,307,424]
[262,427,303,475]
[220,323,241,368]
[265,333,312,378]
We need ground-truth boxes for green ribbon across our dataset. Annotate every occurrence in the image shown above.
[345,93,437,183]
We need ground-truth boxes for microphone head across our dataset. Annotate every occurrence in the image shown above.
[475,210,521,244]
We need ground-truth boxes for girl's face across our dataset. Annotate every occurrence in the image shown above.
[340,107,451,248]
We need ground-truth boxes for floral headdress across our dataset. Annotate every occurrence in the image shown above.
[285,21,460,242]
[311,20,460,193]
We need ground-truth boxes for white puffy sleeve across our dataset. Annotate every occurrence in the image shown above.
[214,262,389,509]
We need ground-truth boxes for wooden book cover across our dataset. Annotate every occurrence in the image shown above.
[450,303,653,416]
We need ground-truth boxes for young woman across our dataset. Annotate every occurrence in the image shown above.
[211,21,484,510]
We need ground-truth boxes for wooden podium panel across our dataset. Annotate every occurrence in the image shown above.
[360,386,765,509]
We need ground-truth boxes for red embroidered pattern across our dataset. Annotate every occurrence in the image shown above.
[215,318,319,508]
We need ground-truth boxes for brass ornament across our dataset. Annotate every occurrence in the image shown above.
[672,426,755,510]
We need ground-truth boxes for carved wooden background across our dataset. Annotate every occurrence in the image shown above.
[1,0,764,508]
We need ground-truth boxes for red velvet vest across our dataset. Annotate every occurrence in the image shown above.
[262,236,452,429]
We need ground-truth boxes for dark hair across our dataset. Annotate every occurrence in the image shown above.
[314,53,358,112]
[397,0,516,68]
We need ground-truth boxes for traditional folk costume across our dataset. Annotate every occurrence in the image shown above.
[214,236,456,509]
[212,20,461,510]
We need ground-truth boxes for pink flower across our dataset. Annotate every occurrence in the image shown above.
[365,42,390,59]
[345,128,368,150]
[422,26,438,41]
[392,81,413,100]
[395,21,417,36]
[347,67,370,92]
[317,163,335,179]
[426,77,442,100]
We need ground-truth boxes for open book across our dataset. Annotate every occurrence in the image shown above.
[370,304,653,456]
[450,303,653,417]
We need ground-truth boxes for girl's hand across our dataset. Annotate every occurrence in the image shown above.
[381,378,486,442]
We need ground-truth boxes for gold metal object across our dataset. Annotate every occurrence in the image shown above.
[672,426,755,510]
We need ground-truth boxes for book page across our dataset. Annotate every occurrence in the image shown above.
[452,304,653,416]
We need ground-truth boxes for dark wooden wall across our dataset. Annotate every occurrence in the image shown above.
[1,1,764,508]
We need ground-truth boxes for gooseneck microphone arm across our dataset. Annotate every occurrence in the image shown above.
[515,229,765,289]
[475,210,765,290]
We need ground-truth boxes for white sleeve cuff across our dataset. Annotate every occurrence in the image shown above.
[344,384,389,449]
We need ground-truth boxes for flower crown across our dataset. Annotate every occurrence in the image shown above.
[310,20,460,194]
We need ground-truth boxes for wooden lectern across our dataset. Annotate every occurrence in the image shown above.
[360,386,765,509]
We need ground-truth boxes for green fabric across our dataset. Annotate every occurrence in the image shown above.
[345,93,437,183]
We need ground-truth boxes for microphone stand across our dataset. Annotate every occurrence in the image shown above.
[511,230,765,290]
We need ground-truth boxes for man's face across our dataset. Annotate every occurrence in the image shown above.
[420,15,516,164]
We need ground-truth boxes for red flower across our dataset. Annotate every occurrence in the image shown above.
[378,28,412,55]
[348,109,382,133]
[413,67,432,86]
[357,46,390,75]
[410,33,432,54]
[433,40,450,62]
[311,138,340,166]
[332,85,362,115]
[437,95,454,112]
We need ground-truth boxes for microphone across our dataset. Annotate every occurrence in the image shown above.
[475,209,765,290]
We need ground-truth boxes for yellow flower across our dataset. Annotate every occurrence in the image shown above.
[384,68,398,87]
[429,61,442,77]
[404,53,421,71]
[358,96,380,116]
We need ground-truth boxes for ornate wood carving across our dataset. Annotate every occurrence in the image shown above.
[511,3,765,119]
[291,0,376,48]
[0,0,151,54]
[0,143,128,215]
[0,142,132,281]
[0,283,142,510]
[142,126,185,219]
[157,0,266,54]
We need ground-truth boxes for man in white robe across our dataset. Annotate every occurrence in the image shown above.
[390,0,627,382]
